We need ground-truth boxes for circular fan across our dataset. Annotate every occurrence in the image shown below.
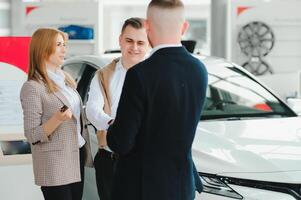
[242,58,273,75]
[238,21,275,57]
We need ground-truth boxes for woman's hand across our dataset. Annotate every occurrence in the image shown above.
[54,108,73,122]
[43,108,73,136]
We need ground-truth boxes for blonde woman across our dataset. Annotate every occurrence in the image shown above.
[20,28,93,200]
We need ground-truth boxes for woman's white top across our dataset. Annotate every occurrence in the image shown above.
[47,68,85,148]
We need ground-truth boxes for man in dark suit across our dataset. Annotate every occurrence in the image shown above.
[107,0,208,199]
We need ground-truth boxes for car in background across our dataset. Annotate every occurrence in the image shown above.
[62,53,301,200]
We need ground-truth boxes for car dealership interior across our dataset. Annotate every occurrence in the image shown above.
[1,0,301,200]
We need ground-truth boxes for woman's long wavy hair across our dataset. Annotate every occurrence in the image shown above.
[28,28,76,92]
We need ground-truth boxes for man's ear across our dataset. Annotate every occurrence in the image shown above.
[118,34,122,46]
[144,20,150,33]
[181,20,189,36]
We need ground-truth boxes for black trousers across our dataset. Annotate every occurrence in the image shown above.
[41,147,85,200]
[94,149,118,200]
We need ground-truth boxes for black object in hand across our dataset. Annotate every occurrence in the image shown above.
[60,105,68,112]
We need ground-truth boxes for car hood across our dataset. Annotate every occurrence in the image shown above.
[192,116,301,183]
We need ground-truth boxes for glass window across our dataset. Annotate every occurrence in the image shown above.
[77,64,97,104]
[0,140,31,155]
[63,63,85,83]
[183,19,209,55]
[202,66,294,120]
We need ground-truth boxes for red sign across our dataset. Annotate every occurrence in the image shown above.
[0,37,31,73]
[237,6,253,16]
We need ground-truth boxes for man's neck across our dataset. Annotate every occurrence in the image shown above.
[121,59,133,70]
[151,37,181,48]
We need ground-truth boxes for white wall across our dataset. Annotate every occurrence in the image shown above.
[0,0,10,35]
[9,0,210,53]
[101,0,210,52]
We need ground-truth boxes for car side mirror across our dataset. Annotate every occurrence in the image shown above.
[287,98,301,115]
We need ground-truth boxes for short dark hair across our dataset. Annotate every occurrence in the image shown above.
[121,17,145,34]
[148,0,184,9]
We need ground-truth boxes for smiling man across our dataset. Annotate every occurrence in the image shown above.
[85,17,149,200]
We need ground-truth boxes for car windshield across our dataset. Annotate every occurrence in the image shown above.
[201,65,295,120]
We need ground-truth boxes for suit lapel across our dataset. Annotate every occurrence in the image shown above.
[71,87,83,107]
[53,90,72,111]
[54,87,84,134]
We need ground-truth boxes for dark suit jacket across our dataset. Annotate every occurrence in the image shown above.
[107,47,208,200]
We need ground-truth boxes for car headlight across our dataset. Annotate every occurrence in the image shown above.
[200,173,243,199]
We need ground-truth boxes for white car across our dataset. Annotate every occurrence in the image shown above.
[62,53,301,200]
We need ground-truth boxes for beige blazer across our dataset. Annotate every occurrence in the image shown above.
[97,58,120,114]
[20,80,93,186]
[95,58,119,146]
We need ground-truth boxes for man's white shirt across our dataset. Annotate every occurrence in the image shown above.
[86,59,127,131]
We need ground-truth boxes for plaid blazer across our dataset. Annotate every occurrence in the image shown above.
[20,80,93,186]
